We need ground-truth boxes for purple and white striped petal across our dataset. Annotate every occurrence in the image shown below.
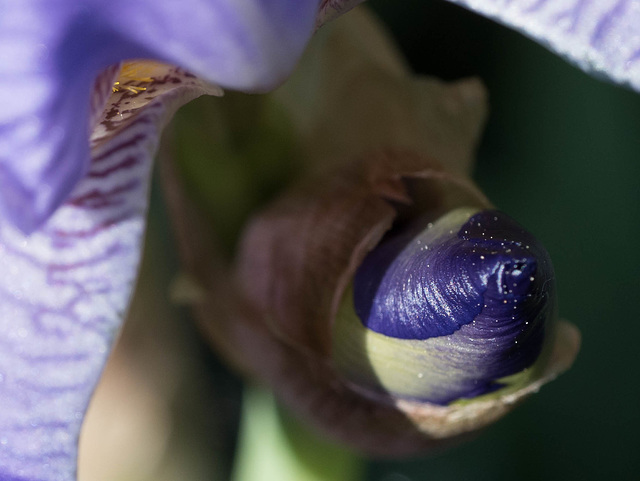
[0,2,115,234]
[0,0,319,233]
[317,0,367,25]
[0,63,220,481]
[449,0,640,91]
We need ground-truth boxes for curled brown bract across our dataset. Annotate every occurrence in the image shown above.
[236,150,491,360]
[163,146,579,455]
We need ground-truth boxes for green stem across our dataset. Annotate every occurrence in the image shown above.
[232,384,365,481]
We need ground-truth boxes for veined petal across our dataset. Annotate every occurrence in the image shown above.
[105,0,320,92]
[0,64,220,481]
[0,0,319,233]
[448,0,640,91]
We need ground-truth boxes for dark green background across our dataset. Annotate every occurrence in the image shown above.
[367,0,640,480]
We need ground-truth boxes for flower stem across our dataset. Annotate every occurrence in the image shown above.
[232,384,365,481]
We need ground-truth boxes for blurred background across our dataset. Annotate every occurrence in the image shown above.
[79,1,640,480]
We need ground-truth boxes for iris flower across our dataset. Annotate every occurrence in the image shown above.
[0,0,637,480]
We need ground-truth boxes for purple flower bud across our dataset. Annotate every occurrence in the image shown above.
[335,207,556,405]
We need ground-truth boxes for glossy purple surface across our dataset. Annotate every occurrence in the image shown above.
[354,210,554,402]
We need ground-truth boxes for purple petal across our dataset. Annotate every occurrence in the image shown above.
[0,0,319,233]
[105,0,320,91]
[448,0,640,91]
[0,65,220,481]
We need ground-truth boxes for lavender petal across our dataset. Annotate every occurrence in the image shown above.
[0,65,219,481]
[0,0,318,233]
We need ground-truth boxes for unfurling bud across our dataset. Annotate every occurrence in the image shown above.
[163,9,580,457]
[334,208,556,405]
